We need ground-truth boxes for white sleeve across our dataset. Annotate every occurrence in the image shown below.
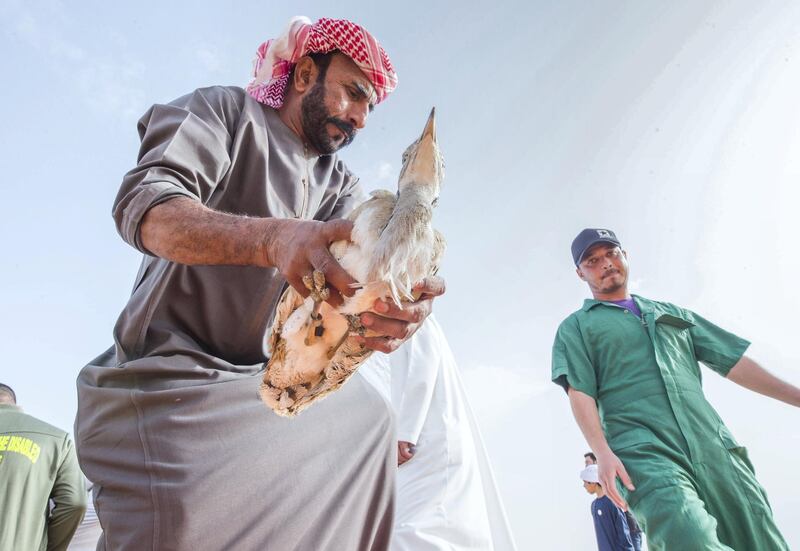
[390,318,442,444]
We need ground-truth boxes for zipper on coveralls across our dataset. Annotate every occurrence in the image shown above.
[606,301,648,330]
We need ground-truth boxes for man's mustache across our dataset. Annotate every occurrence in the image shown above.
[328,118,356,146]
[602,269,620,279]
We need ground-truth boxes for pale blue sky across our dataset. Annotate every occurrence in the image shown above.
[1,1,799,548]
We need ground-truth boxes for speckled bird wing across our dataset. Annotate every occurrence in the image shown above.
[261,189,436,417]
[266,284,306,360]
[260,285,307,414]
[284,339,374,416]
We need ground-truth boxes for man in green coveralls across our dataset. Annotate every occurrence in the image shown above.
[552,228,799,550]
[0,383,87,551]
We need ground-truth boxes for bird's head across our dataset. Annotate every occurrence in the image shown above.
[397,108,444,203]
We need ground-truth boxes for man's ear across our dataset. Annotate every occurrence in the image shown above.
[292,56,318,94]
[576,267,586,281]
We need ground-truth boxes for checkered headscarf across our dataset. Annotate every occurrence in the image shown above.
[246,16,398,109]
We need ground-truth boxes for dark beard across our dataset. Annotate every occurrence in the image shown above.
[600,280,625,294]
[300,82,356,154]
[599,272,626,294]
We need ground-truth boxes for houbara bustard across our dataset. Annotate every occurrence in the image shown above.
[261,108,445,417]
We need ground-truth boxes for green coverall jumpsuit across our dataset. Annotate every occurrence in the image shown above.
[552,295,789,551]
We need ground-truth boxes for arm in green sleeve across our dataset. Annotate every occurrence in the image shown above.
[47,437,87,551]
[551,317,598,398]
[685,308,750,376]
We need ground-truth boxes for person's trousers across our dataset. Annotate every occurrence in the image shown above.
[619,434,788,551]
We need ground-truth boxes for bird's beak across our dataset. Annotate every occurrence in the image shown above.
[420,107,436,142]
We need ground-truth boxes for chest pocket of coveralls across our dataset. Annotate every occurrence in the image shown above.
[654,313,693,329]
[654,313,699,382]
[654,314,694,351]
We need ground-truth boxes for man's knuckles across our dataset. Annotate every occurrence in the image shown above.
[402,305,425,323]
[413,301,433,321]
[324,219,354,241]
[417,276,446,296]
[384,339,402,352]
[365,337,401,353]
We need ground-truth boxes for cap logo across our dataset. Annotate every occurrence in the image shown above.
[596,229,612,238]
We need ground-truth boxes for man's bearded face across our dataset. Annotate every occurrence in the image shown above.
[300,80,356,154]
[577,244,629,295]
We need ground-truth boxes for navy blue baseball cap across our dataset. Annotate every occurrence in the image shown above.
[571,228,621,265]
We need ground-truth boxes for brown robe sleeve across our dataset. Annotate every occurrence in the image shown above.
[112,86,244,253]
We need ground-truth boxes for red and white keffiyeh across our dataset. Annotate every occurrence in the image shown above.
[246,16,398,109]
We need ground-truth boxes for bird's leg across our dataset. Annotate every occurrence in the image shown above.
[303,270,330,346]
[326,314,366,360]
